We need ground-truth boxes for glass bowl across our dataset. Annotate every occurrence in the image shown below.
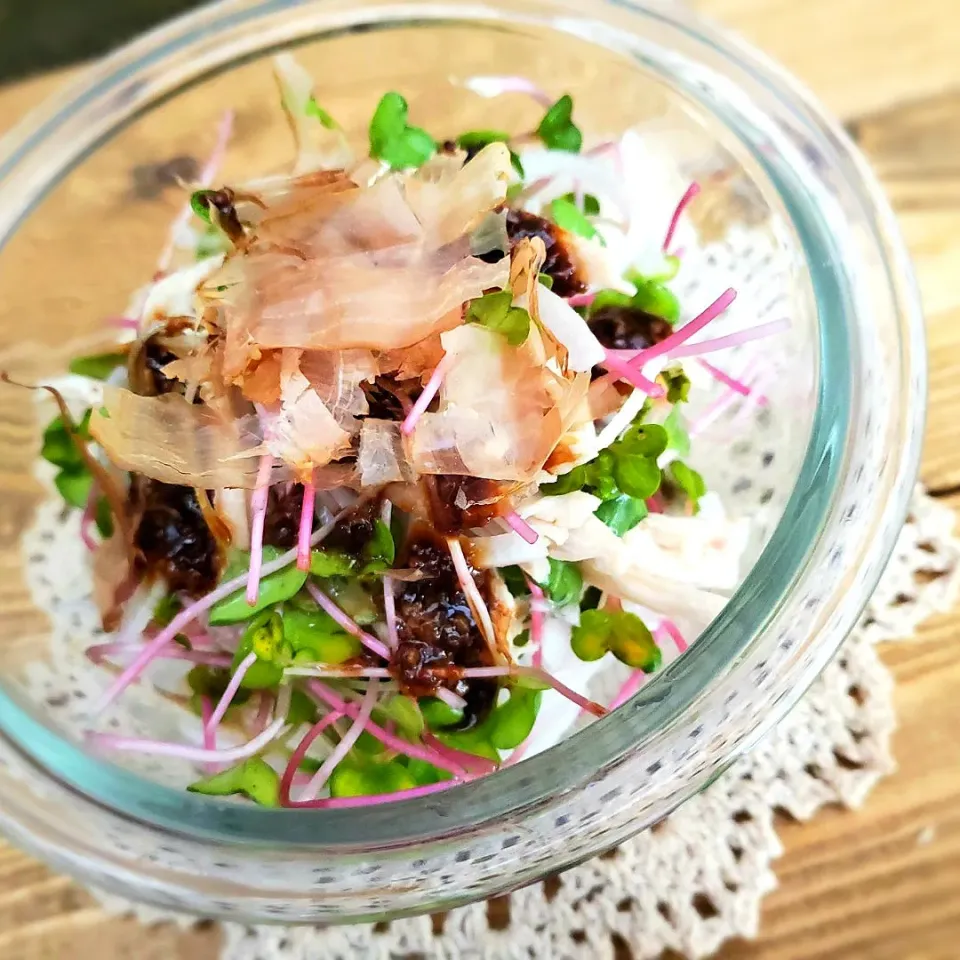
[0,0,924,923]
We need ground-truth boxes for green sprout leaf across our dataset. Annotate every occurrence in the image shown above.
[537,272,554,289]
[669,461,707,513]
[540,558,583,607]
[499,565,531,598]
[283,607,362,665]
[550,196,598,240]
[94,495,114,539]
[308,549,356,579]
[489,687,541,750]
[364,519,396,566]
[536,94,582,153]
[540,464,587,497]
[630,277,681,324]
[190,190,214,224]
[68,353,126,380]
[557,191,601,216]
[420,697,465,731]
[571,609,661,671]
[232,611,288,689]
[613,455,661,500]
[594,494,648,537]
[54,469,92,509]
[662,366,691,405]
[208,547,308,625]
[187,758,280,807]
[369,92,437,170]
[465,289,531,346]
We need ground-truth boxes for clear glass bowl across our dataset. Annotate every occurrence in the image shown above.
[0,0,924,922]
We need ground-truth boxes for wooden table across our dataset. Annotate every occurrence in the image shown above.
[2,1,960,956]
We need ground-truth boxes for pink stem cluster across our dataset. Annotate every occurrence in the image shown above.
[599,351,665,397]
[697,358,751,396]
[284,778,458,809]
[299,681,380,801]
[308,681,469,778]
[280,710,345,806]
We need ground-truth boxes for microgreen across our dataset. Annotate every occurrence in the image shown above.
[208,547,308,624]
[305,95,338,129]
[488,687,541,750]
[539,558,583,607]
[42,410,97,510]
[360,519,396,578]
[153,594,183,627]
[537,273,554,289]
[541,412,665,534]
[190,190,215,224]
[231,611,288,689]
[283,607,361,664]
[187,758,280,807]
[465,289,531,346]
[571,609,662,671]
[330,759,418,798]
[550,196,598,240]
[308,548,356,579]
[536,94,582,153]
[661,367,691,404]
[499,565,531,598]
[663,405,691,456]
[668,461,707,513]
[68,353,126,380]
[420,697,465,731]
[94,495,114,539]
[593,494,648,536]
[369,92,437,170]
[196,223,230,260]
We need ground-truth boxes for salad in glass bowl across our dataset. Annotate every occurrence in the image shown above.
[25,54,779,810]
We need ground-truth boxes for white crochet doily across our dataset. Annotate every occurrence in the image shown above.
[81,486,958,959]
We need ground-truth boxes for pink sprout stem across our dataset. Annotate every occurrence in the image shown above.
[297,476,316,572]
[401,352,454,436]
[284,778,458,809]
[251,692,275,737]
[666,318,790,359]
[434,686,468,712]
[205,651,256,737]
[629,288,738,368]
[697,359,751,396]
[599,351,666,397]
[464,75,553,107]
[305,583,391,660]
[663,182,701,254]
[656,618,688,654]
[455,665,607,717]
[280,710,344,806]
[308,680,468,778]
[246,454,274,605]
[94,501,362,714]
[87,643,232,667]
[422,732,497,776]
[299,680,380,801]
[505,511,539,544]
[107,316,140,331]
[526,577,546,670]
[88,716,286,765]
[565,292,597,308]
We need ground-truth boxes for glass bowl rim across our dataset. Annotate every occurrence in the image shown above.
[0,0,925,849]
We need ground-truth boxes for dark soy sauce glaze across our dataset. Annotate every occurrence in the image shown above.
[390,525,497,730]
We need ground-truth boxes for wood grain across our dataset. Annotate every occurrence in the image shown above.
[1,2,960,957]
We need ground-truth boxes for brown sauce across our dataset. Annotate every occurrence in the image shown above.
[505,209,586,298]
[130,477,221,596]
[390,527,497,728]
[426,476,513,536]
[586,304,673,352]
